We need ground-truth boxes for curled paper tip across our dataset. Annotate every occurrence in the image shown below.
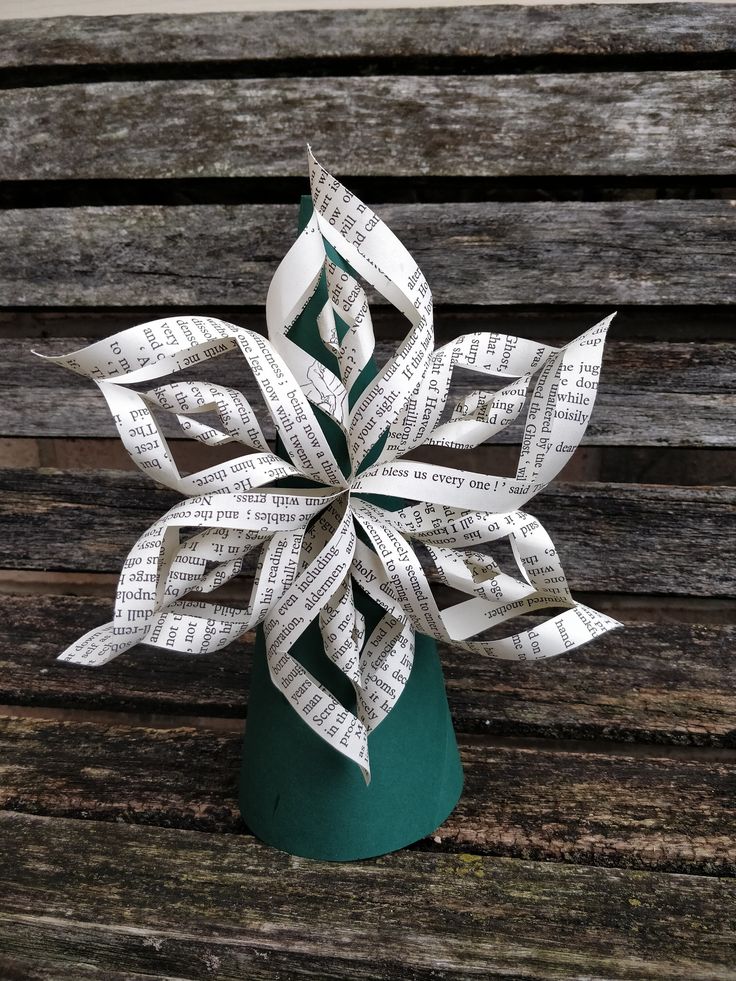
[45,157,621,780]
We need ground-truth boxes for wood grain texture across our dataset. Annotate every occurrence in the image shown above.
[1,715,735,874]
[10,337,735,447]
[1,469,733,595]
[3,5,735,69]
[3,72,736,180]
[3,593,735,746]
[2,811,735,981]
[3,201,735,307]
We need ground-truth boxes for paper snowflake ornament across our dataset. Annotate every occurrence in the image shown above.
[40,150,621,789]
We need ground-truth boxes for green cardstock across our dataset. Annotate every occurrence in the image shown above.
[239,198,463,861]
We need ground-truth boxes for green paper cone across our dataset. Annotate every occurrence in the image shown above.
[238,198,463,861]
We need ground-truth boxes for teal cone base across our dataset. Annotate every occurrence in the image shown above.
[239,622,464,862]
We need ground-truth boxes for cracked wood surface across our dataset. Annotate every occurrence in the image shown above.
[3,202,735,307]
[1,716,735,875]
[3,4,735,69]
[3,593,735,746]
[3,72,736,180]
[1,470,733,596]
[10,336,736,447]
[2,811,735,981]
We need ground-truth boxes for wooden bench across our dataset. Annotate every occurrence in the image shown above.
[1,5,735,977]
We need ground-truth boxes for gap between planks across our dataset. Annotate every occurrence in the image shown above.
[2,176,736,208]
[2,305,734,342]
[1,570,733,623]
[2,440,733,489]
[4,54,736,90]
[2,703,735,765]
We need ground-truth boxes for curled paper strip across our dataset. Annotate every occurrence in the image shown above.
[39,149,622,783]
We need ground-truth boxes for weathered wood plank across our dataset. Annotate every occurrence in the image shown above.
[9,337,734,447]
[527,483,736,597]
[3,594,734,746]
[3,73,735,180]
[3,5,735,71]
[1,716,734,874]
[3,202,735,307]
[0,470,733,596]
[2,812,734,981]
[13,336,730,393]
